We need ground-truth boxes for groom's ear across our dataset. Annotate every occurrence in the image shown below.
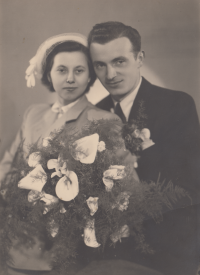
[137,51,145,68]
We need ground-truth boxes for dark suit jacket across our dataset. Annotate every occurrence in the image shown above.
[97,77,200,207]
[95,77,200,274]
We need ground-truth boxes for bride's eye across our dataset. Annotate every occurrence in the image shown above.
[75,69,84,74]
[57,68,67,74]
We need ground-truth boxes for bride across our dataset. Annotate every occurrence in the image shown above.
[0,33,138,274]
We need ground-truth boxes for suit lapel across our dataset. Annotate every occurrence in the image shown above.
[106,95,114,112]
[96,95,114,112]
[42,95,89,138]
[128,77,152,123]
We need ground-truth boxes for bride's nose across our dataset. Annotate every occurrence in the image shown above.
[66,71,75,84]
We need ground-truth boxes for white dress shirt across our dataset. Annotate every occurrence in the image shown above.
[112,77,142,121]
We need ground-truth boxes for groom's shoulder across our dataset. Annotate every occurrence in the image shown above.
[96,95,113,111]
[143,78,195,108]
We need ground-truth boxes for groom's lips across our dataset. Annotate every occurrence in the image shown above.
[106,80,123,87]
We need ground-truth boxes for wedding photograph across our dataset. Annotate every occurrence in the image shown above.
[0,1,200,275]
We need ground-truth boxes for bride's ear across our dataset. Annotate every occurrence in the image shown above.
[47,74,52,83]
[88,77,91,83]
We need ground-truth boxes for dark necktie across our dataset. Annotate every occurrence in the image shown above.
[114,102,126,123]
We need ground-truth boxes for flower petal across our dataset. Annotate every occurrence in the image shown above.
[55,171,79,201]
[48,219,59,237]
[28,190,44,202]
[27,76,32,88]
[41,193,59,205]
[105,165,126,180]
[18,165,47,192]
[51,171,62,178]
[30,74,36,87]
[47,159,58,170]
[84,219,101,248]
[97,141,106,152]
[140,128,151,140]
[102,177,114,191]
[41,193,59,214]
[72,134,99,164]
[28,152,41,167]
[43,137,52,147]
[110,225,130,243]
[60,162,68,175]
[86,197,99,216]
[60,205,67,213]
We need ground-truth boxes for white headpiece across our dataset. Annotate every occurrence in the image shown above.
[25,33,88,88]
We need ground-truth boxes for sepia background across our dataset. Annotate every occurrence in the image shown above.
[0,0,199,159]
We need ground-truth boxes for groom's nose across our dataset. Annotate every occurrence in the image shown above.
[106,65,117,80]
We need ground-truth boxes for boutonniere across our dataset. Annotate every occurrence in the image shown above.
[134,128,155,150]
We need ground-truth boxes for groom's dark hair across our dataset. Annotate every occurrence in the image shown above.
[88,21,141,57]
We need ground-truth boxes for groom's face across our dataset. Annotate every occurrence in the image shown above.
[90,37,142,101]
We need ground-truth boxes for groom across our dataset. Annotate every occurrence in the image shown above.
[88,21,200,274]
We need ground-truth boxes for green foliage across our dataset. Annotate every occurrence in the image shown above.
[0,119,189,273]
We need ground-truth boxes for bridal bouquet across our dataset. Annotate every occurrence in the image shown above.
[0,119,188,274]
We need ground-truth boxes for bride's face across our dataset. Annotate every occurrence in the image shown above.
[49,51,90,105]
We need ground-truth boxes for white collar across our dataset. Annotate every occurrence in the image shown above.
[51,98,80,118]
[112,77,142,121]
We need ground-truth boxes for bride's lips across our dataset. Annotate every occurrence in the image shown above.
[63,87,77,91]
[106,80,123,87]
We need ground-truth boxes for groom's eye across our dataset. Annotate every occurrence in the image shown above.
[114,59,125,66]
[94,63,105,70]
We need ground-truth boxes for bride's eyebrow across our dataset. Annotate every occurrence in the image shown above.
[75,65,86,69]
[56,65,67,68]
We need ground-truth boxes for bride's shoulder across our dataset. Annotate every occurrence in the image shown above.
[85,104,121,122]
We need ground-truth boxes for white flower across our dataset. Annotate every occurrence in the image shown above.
[60,204,67,213]
[102,178,114,192]
[112,192,130,212]
[48,219,59,237]
[42,136,52,147]
[25,57,36,88]
[110,225,130,243]
[28,152,41,167]
[86,197,99,216]
[71,133,99,164]
[0,188,7,199]
[140,128,151,140]
[103,165,126,191]
[40,193,59,214]
[84,219,101,248]
[97,141,106,152]
[28,190,45,202]
[47,156,67,178]
[134,128,155,150]
[28,190,59,214]
[134,128,150,141]
[18,164,47,192]
[55,170,79,201]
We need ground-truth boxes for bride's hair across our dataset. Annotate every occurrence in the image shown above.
[41,41,96,93]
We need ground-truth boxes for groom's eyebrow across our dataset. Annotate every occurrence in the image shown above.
[93,61,106,67]
[93,61,105,65]
[112,56,126,62]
